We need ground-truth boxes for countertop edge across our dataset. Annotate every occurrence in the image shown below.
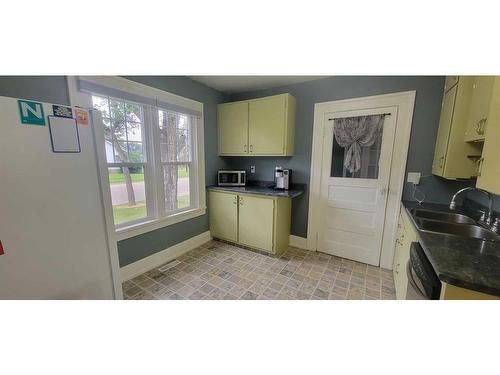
[402,201,500,298]
[206,185,305,199]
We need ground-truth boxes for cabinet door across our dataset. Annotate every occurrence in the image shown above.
[209,191,238,242]
[444,76,459,92]
[392,221,403,278]
[248,95,286,155]
[477,78,500,195]
[432,84,457,175]
[464,76,495,142]
[394,231,411,300]
[218,102,249,155]
[238,195,274,252]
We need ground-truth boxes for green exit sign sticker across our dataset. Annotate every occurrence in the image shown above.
[18,99,46,126]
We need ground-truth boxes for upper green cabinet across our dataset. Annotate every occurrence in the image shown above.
[464,76,495,142]
[432,76,482,179]
[217,93,296,156]
[218,101,249,156]
[476,77,500,195]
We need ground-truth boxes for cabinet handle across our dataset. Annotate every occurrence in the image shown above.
[233,196,237,205]
[439,156,444,169]
[395,263,400,275]
[244,144,247,152]
[476,120,482,134]
[477,157,484,177]
[249,145,253,153]
[478,118,486,135]
[239,197,243,206]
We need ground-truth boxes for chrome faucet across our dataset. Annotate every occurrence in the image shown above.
[449,187,493,225]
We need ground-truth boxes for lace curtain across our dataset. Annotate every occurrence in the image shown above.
[333,114,385,174]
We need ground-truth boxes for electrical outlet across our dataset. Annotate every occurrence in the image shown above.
[250,166,255,174]
[407,172,421,185]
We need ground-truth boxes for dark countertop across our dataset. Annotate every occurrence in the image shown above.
[207,181,305,199]
[402,201,500,297]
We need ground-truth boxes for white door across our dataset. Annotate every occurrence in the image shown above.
[317,106,398,265]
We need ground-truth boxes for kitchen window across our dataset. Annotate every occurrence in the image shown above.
[158,109,197,213]
[70,76,206,240]
[92,95,150,227]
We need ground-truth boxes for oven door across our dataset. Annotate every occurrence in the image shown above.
[406,242,441,300]
[406,261,428,299]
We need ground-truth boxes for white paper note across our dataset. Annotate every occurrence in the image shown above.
[48,116,80,153]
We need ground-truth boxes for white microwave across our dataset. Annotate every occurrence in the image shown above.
[218,170,246,186]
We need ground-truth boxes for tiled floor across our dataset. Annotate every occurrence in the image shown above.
[122,240,396,300]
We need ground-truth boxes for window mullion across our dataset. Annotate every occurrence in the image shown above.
[142,106,157,221]
[151,108,166,217]
[189,117,198,209]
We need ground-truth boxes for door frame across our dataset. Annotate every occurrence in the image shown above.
[307,91,416,269]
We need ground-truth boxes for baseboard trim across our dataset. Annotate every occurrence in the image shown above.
[289,235,309,250]
[120,231,212,282]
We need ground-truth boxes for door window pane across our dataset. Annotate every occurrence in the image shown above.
[163,164,190,212]
[108,167,147,225]
[330,131,383,179]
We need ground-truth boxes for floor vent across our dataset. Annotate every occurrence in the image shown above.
[158,259,180,272]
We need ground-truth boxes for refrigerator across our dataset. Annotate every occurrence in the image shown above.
[0,95,121,299]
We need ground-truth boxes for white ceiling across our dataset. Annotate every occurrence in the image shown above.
[189,76,328,94]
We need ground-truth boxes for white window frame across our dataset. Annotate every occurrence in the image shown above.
[67,76,206,241]
[154,107,200,216]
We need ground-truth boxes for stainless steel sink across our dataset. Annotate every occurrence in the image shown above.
[412,218,500,242]
[408,208,500,242]
[409,208,476,224]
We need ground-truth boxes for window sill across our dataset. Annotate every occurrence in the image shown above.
[114,207,206,241]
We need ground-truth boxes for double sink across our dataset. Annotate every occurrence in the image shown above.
[409,208,500,242]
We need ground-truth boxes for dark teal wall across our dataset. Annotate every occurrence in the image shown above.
[0,76,70,104]
[1,76,497,261]
[0,75,228,267]
[226,76,491,237]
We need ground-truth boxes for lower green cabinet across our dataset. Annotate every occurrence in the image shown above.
[208,190,291,255]
[238,194,274,252]
[208,191,238,242]
[392,205,418,300]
